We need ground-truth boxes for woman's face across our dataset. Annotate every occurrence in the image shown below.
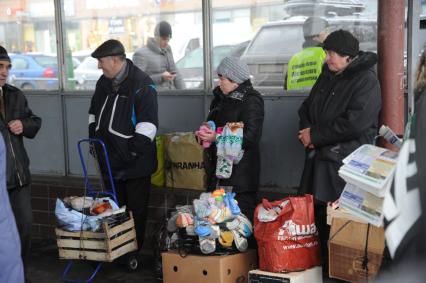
[325,50,350,72]
[218,76,238,94]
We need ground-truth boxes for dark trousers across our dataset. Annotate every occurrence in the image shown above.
[314,202,330,275]
[8,185,32,271]
[115,177,151,251]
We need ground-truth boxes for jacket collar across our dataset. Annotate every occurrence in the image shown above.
[99,59,134,95]
[323,51,378,78]
[214,80,253,101]
[147,37,171,55]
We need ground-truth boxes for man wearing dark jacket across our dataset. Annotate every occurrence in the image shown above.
[89,40,158,252]
[0,45,41,281]
[297,30,381,274]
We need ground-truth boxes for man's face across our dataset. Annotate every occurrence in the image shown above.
[97,56,122,79]
[0,60,11,87]
[157,36,170,49]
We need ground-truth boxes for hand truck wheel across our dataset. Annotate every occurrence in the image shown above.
[126,252,141,272]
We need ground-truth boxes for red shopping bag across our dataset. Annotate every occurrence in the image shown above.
[254,194,321,272]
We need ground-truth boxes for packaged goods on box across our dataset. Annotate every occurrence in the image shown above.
[161,250,257,283]
[339,183,384,227]
[338,144,397,198]
[329,217,385,283]
[254,195,321,273]
[248,266,323,283]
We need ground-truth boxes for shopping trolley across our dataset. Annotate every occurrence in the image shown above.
[56,139,140,283]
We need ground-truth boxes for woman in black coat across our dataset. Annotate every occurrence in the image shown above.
[297,30,382,273]
[197,56,264,221]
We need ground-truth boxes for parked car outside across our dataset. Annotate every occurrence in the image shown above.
[74,52,134,90]
[8,53,80,90]
[283,0,366,17]
[8,53,60,90]
[176,41,250,89]
[241,16,377,88]
[74,56,100,90]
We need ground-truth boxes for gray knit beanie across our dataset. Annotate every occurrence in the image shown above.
[216,56,250,84]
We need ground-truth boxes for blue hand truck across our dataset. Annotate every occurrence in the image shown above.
[58,138,140,283]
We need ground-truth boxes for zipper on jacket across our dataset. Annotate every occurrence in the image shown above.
[7,132,23,187]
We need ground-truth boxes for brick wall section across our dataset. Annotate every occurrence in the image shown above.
[31,175,204,252]
[30,175,294,253]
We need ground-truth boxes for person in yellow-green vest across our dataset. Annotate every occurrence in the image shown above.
[285,17,329,90]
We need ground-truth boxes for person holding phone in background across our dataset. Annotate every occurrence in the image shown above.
[133,21,185,90]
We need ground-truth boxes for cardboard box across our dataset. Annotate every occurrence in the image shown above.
[326,206,366,226]
[248,266,323,283]
[162,250,257,283]
[329,218,385,283]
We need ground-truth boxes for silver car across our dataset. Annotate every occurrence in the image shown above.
[241,16,377,88]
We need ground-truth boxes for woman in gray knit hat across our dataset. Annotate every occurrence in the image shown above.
[196,56,264,224]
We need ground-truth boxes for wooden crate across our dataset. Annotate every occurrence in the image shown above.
[56,212,138,262]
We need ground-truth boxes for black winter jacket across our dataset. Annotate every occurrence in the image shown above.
[298,51,382,202]
[89,59,158,180]
[0,84,41,189]
[205,80,264,192]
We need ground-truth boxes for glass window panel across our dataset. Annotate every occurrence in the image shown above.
[0,0,57,91]
[63,0,203,92]
[212,0,378,91]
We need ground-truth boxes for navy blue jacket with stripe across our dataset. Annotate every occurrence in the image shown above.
[89,59,158,180]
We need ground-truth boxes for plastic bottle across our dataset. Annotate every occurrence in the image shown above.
[379,125,403,148]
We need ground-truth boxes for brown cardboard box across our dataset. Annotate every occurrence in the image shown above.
[249,266,323,283]
[329,218,385,283]
[162,250,257,283]
[326,206,367,226]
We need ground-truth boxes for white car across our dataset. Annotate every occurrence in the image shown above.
[74,57,102,90]
[73,53,134,90]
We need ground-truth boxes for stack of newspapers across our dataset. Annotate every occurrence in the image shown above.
[338,144,398,226]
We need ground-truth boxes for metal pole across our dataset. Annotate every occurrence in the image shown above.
[377,0,405,142]
[54,0,66,91]
[202,0,213,117]
[54,0,69,175]
[407,0,421,116]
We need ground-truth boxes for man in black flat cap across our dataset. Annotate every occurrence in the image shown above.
[0,45,41,283]
[298,29,381,276]
[89,39,158,259]
[133,21,184,90]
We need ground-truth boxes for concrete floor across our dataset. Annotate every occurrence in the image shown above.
[27,240,158,283]
[27,240,342,283]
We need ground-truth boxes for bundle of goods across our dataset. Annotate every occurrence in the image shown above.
[254,195,321,273]
[55,196,125,232]
[55,196,138,262]
[166,189,253,255]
